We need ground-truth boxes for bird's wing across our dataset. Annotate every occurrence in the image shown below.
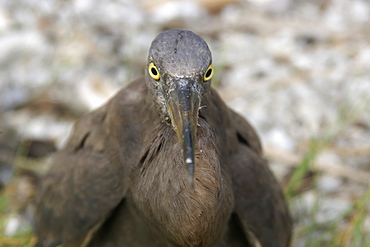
[228,112,292,247]
[35,105,126,247]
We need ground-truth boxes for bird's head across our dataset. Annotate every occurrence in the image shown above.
[145,29,214,187]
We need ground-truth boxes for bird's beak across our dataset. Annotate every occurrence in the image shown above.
[165,77,201,188]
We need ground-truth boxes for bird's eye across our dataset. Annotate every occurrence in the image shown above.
[148,62,160,80]
[203,64,214,81]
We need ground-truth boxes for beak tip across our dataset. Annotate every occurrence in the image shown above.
[185,158,195,188]
[188,173,195,189]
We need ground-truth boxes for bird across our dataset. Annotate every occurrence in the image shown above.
[34,29,292,247]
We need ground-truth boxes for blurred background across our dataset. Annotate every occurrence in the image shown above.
[0,0,369,246]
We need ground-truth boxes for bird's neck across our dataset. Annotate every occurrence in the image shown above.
[130,119,234,246]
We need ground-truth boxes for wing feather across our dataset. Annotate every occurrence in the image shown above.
[229,111,292,247]
[35,106,126,247]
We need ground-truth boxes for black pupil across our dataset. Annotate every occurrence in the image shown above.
[151,67,158,76]
[205,68,212,78]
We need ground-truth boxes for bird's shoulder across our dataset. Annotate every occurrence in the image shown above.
[206,88,262,154]
[66,77,147,153]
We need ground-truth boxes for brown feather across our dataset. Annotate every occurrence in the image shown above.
[35,30,291,247]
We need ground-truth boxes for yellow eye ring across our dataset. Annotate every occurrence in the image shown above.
[148,62,160,80]
[204,64,214,81]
